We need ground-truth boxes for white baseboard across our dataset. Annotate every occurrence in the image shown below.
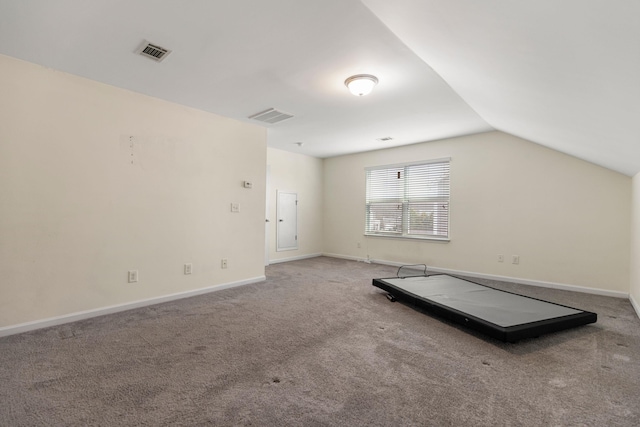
[427,266,628,298]
[268,253,323,265]
[630,293,640,319]
[323,253,628,299]
[322,252,370,263]
[0,276,265,338]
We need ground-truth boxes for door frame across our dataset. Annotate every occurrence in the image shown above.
[265,165,271,266]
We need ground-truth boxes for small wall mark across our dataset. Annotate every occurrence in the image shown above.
[129,135,135,165]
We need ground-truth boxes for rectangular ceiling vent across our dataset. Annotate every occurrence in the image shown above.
[248,108,294,124]
[136,41,171,62]
[377,136,394,142]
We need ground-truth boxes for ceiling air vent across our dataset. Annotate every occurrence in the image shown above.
[136,41,171,62]
[248,108,294,124]
[377,136,394,142]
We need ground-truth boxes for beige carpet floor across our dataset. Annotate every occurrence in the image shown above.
[1,257,639,426]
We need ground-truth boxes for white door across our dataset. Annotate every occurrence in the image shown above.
[277,191,298,251]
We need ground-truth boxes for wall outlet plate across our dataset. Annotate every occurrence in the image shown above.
[128,270,138,283]
[184,263,192,275]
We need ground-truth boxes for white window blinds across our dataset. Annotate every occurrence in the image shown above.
[365,159,450,240]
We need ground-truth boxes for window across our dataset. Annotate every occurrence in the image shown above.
[365,158,450,240]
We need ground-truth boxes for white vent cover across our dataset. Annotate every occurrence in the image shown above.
[248,108,294,124]
[377,136,394,142]
[136,41,171,62]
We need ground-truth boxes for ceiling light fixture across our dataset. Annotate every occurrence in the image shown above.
[344,74,378,96]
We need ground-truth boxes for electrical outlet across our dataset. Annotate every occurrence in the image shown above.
[221,258,228,269]
[512,255,520,265]
[128,270,138,283]
[184,263,192,275]
[498,254,504,263]
[231,203,240,213]
[357,242,361,248]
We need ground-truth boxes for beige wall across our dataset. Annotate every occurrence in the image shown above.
[267,148,324,262]
[324,131,631,293]
[631,172,640,311]
[1,53,635,330]
[0,55,267,328]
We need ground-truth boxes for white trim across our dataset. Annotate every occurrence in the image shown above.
[426,266,628,298]
[363,233,450,243]
[268,253,323,264]
[0,276,265,338]
[630,293,640,319]
[365,157,451,171]
[322,252,368,263]
[265,164,271,266]
[323,253,628,298]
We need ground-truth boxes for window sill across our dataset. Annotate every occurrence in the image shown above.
[364,233,450,242]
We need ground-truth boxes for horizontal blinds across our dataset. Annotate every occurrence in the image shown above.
[366,167,403,202]
[406,201,449,237]
[366,202,403,234]
[366,160,450,238]
[366,168,403,234]
[405,162,449,201]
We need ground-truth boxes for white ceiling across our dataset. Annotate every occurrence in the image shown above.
[1,0,638,175]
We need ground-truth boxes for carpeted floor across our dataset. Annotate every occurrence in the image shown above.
[1,257,639,426]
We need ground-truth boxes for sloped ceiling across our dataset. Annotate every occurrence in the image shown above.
[363,0,640,176]
[0,0,638,175]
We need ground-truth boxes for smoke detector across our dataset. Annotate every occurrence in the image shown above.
[136,40,172,62]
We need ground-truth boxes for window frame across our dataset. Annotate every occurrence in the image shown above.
[364,158,451,242]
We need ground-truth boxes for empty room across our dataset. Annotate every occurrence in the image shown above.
[1,1,639,426]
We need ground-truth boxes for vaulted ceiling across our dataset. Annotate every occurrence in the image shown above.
[1,0,638,175]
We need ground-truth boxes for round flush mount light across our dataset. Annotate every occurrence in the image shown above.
[344,74,378,96]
